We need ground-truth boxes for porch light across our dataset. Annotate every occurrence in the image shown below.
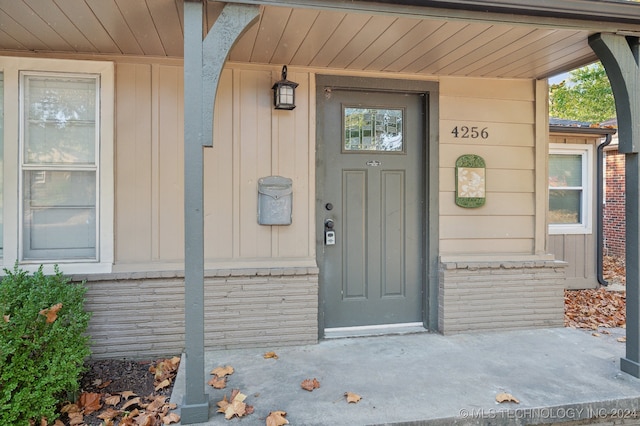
[272,65,298,110]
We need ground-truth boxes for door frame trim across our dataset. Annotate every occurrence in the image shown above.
[315,75,440,337]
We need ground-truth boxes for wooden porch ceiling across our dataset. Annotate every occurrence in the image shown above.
[1,0,639,79]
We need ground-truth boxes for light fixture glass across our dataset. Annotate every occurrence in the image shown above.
[272,65,298,110]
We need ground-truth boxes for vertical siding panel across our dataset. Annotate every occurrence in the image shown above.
[238,69,272,258]
[115,63,153,262]
[157,65,184,261]
[275,71,311,257]
[204,69,234,258]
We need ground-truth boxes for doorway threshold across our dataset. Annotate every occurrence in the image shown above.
[324,322,426,339]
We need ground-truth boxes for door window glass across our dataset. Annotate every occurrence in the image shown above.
[343,107,403,152]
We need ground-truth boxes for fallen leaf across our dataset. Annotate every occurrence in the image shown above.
[97,379,112,389]
[97,408,121,421]
[210,365,234,378]
[104,394,121,406]
[161,412,181,425]
[78,392,103,415]
[155,378,171,391]
[68,412,84,426]
[53,420,65,426]
[345,392,362,403]
[601,329,611,335]
[618,336,627,342]
[301,378,320,392]
[496,392,520,404]
[3,314,9,322]
[60,403,80,414]
[121,396,142,411]
[216,389,252,420]
[266,410,289,426]
[39,303,63,324]
[120,390,137,399]
[208,375,227,389]
[264,351,279,359]
[592,332,601,337]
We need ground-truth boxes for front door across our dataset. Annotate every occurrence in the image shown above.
[317,82,425,331]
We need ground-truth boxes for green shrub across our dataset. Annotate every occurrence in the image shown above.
[0,264,91,425]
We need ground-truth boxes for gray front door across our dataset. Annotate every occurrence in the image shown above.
[317,84,425,330]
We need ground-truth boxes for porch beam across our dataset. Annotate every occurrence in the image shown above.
[182,1,259,423]
[589,32,640,378]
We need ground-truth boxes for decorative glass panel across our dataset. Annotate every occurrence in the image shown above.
[549,154,582,187]
[549,189,581,224]
[344,107,403,152]
[24,76,96,164]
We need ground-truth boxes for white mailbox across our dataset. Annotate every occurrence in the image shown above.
[257,176,293,225]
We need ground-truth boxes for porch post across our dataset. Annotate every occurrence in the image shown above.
[589,33,640,378]
[182,1,259,423]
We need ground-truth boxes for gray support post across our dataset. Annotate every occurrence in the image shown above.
[589,33,640,378]
[181,2,259,423]
[182,1,209,423]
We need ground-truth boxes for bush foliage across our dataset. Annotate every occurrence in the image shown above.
[0,265,91,425]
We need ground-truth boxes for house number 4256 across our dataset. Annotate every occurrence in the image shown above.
[451,126,489,139]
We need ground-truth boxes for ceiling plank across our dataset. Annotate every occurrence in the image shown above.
[115,0,166,55]
[346,16,421,70]
[328,14,398,69]
[270,8,319,65]
[1,1,73,51]
[385,21,468,72]
[403,22,492,74]
[24,0,98,53]
[364,19,444,71]
[250,6,291,63]
[147,0,184,57]
[54,0,121,54]
[289,10,346,66]
[0,8,50,51]
[309,12,372,67]
[0,29,28,51]
[434,25,533,75]
[85,0,142,55]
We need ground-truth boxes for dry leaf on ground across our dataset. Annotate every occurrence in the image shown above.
[78,392,103,415]
[161,412,181,424]
[564,287,626,329]
[618,336,627,342]
[345,392,362,403]
[496,392,520,403]
[211,365,235,377]
[301,378,320,392]
[264,351,279,359]
[216,389,253,420]
[266,410,289,426]
[208,375,227,389]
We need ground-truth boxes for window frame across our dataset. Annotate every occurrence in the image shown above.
[548,143,593,235]
[0,56,114,274]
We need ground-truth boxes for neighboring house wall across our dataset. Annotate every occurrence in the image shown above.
[604,146,625,258]
[547,132,600,289]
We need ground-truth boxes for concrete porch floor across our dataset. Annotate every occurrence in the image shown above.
[171,328,640,425]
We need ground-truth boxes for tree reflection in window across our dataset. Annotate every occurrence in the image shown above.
[344,107,403,152]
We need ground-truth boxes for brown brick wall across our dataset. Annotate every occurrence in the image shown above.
[604,149,625,257]
[438,260,566,334]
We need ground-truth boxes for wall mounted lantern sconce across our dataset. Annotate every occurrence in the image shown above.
[272,65,298,110]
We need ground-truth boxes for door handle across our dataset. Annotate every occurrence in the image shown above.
[324,219,336,245]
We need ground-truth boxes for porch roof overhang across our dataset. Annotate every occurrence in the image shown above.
[1,0,640,80]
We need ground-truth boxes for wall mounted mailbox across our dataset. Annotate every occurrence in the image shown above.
[455,154,486,208]
[258,176,293,225]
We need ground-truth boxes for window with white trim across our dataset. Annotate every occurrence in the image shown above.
[548,143,593,235]
[0,57,113,274]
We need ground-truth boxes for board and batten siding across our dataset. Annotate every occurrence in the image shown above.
[547,133,600,289]
[439,77,538,256]
[437,77,565,334]
[113,62,315,270]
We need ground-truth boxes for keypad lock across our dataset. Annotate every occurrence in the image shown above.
[325,219,336,246]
